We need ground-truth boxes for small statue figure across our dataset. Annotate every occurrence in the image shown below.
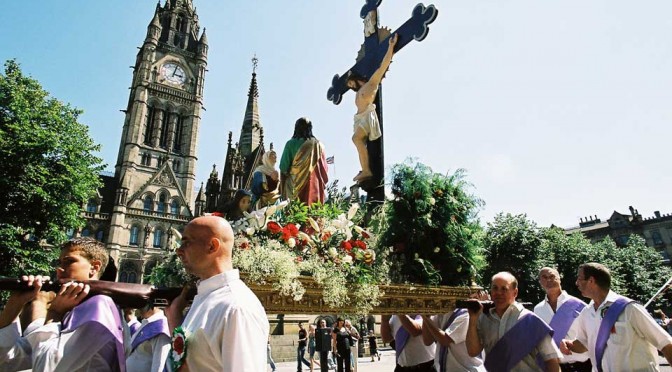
[346,33,398,183]
[251,150,280,209]
[279,118,328,206]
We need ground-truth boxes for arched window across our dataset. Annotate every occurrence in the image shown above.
[173,115,184,152]
[81,229,90,237]
[153,229,163,248]
[95,230,104,241]
[157,194,166,214]
[129,225,140,245]
[119,261,138,283]
[170,200,180,215]
[159,113,169,148]
[86,199,97,213]
[144,106,156,145]
[143,195,153,211]
[66,228,75,239]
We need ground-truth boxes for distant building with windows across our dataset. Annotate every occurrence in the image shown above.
[564,205,672,261]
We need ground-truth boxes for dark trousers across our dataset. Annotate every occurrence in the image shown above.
[394,359,436,372]
[319,351,329,372]
[297,346,310,371]
[560,359,592,372]
[336,349,351,372]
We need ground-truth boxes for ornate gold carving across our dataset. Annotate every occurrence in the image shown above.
[245,276,480,315]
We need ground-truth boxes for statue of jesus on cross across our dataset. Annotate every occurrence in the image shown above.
[347,33,397,183]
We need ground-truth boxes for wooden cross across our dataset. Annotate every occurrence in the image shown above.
[327,1,438,204]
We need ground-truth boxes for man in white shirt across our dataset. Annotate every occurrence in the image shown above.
[126,304,170,372]
[0,237,125,371]
[344,319,360,372]
[165,215,269,372]
[421,311,485,372]
[466,271,561,372]
[560,262,672,371]
[534,267,591,372]
[381,314,435,371]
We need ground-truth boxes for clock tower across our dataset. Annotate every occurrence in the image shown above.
[104,0,208,281]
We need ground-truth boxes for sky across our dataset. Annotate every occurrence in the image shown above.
[2,0,671,228]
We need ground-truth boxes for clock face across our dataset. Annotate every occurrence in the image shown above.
[161,62,187,85]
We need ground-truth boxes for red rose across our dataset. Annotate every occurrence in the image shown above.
[173,335,185,354]
[361,231,370,239]
[240,242,249,250]
[286,223,299,237]
[267,221,282,234]
[354,240,367,250]
[281,230,291,241]
[340,241,352,252]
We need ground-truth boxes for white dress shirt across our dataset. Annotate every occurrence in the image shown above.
[432,313,485,372]
[533,290,590,364]
[126,311,171,372]
[389,315,435,367]
[477,302,561,372]
[175,269,269,372]
[572,290,672,372]
[0,304,121,371]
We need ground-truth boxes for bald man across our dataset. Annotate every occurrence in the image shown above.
[466,272,561,372]
[165,216,269,372]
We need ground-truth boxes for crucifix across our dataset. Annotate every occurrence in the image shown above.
[327,1,438,205]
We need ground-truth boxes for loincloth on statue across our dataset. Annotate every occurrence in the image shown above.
[353,103,382,141]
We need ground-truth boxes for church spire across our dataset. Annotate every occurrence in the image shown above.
[237,55,262,157]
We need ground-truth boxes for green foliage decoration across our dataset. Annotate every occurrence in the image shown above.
[378,160,485,286]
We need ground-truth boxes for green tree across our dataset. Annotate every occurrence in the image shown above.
[482,213,547,302]
[378,161,484,286]
[0,59,104,278]
[613,235,671,305]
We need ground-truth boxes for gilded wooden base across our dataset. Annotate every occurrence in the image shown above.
[246,276,481,315]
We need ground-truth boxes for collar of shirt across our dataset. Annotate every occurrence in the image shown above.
[196,269,240,296]
[140,311,165,326]
[544,290,570,311]
[487,301,524,320]
[587,290,618,317]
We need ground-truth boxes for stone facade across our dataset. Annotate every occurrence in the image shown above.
[82,0,208,283]
[565,205,672,262]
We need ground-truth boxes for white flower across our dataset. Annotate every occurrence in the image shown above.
[434,247,440,253]
[353,225,364,234]
[298,231,312,246]
[307,217,320,233]
[347,203,360,220]
[342,255,353,264]
[276,199,290,211]
[328,247,338,258]
[265,205,277,216]
[287,238,296,248]
[429,197,436,205]
[245,227,256,236]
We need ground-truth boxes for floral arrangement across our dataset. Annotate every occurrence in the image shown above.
[229,197,389,314]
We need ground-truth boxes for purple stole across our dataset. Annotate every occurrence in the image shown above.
[131,317,170,352]
[484,312,553,372]
[395,314,422,361]
[62,295,126,372]
[439,309,467,372]
[128,319,141,336]
[595,296,634,372]
[536,297,586,368]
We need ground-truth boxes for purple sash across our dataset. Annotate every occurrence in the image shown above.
[131,317,170,352]
[484,312,553,372]
[62,295,126,372]
[129,319,140,336]
[439,309,467,372]
[549,297,586,346]
[595,296,634,372]
[395,314,421,361]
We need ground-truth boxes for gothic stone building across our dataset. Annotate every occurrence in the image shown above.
[82,0,270,283]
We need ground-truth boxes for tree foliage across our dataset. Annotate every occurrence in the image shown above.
[0,59,104,278]
[378,161,485,286]
[482,213,546,302]
[483,212,672,307]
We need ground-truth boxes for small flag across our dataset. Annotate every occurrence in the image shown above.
[326,156,335,164]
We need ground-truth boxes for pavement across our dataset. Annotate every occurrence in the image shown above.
[269,350,672,372]
[270,348,396,372]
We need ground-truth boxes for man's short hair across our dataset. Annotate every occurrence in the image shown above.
[63,237,109,278]
[539,267,561,279]
[492,271,518,289]
[579,262,611,290]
